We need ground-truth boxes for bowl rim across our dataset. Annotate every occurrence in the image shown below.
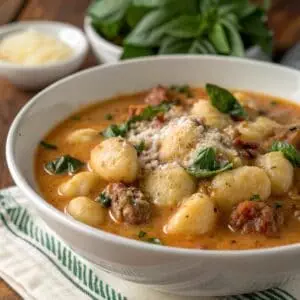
[0,20,89,70]
[6,54,300,258]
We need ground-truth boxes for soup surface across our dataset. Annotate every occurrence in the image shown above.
[36,84,300,250]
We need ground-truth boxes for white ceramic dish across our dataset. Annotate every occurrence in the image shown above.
[0,21,88,90]
[6,56,300,297]
[84,16,270,64]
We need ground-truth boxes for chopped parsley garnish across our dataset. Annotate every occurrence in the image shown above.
[186,147,233,178]
[40,141,57,150]
[250,194,261,201]
[44,155,84,175]
[138,230,147,238]
[270,141,300,167]
[96,192,112,208]
[206,83,247,119]
[102,102,173,138]
[105,113,113,120]
[134,141,145,154]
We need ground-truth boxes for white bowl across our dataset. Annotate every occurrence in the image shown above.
[0,21,88,90]
[84,16,270,64]
[6,56,300,297]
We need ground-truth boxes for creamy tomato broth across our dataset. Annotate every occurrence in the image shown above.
[35,84,300,250]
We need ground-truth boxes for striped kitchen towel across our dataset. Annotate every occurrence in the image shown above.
[0,186,298,300]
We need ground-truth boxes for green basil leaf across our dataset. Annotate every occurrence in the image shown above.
[208,23,230,54]
[138,230,147,238]
[121,44,154,59]
[187,147,233,178]
[45,155,84,175]
[270,141,300,167]
[88,0,130,21]
[250,194,261,201]
[159,36,194,54]
[96,192,112,208]
[126,5,151,28]
[102,123,128,138]
[221,19,245,57]
[132,0,172,7]
[164,15,204,39]
[92,19,123,39]
[206,83,247,118]
[40,141,57,150]
[125,8,177,47]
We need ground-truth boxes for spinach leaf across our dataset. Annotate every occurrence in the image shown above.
[96,192,112,208]
[187,147,233,178]
[270,141,300,167]
[40,141,57,150]
[102,123,129,138]
[102,102,172,138]
[206,83,247,119]
[45,155,84,175]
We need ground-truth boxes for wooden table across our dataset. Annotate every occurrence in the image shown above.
[0,0,300,299]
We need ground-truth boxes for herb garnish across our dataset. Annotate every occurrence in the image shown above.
[88,0,272,59]
[40,141,57,150]
[270,141,300,167]
[138,230,147,238]
[44,155,84,175]
[105,113,113,120]
[96,192,112,208]
[206,84,247,119]
[134,140,145,154]
[170,84,193,97]
[102,102,172,138]
[274,202,283,209]
[250,194,261,201]
[186,147,233,178]
[138,230,162,245]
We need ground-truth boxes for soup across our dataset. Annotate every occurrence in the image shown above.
[35,84,300,250]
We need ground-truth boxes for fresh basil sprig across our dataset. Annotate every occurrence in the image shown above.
[270,141,300,167]
[187,147,233,178]
[44,155,84,175]
[88,0,272,59]
[102,102,172,138]
[206,83,247,119]
[96,192,112,208]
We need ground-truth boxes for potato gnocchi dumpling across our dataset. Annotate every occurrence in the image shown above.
[142,164,196,207]
[67,128,99,144]
[58,171,100,197]
[159,118,202,162]
[237,116,279,143]
[212,166,271,212]
[90,137,139,183]
[191,100,231,129]
[67,196,105,226]
[165,193,217,235]
[256,152,293,196]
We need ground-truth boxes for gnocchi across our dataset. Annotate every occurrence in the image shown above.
[165,193,217,235]
[90,137,139,183]
[191,100,231,129]
[67,128,99,144]
[142,164,196,207]
[256,152,294,196]
[58,171,100,197]
[211,166,271,212]
[237,116,279,143]
[67,196,105,226]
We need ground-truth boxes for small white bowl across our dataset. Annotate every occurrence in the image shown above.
[6,55,300,297]
[84,16,270,64]
[0,21,88,90]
